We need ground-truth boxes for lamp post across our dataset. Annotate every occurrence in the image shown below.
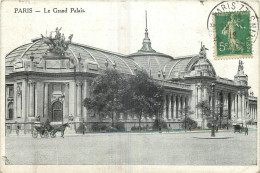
[210,83,216,137]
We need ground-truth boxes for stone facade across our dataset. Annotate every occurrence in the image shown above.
[5,28,258,130]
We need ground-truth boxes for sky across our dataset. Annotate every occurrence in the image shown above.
[1,0,259,95]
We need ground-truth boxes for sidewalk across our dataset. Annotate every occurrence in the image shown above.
[5,128,257,137]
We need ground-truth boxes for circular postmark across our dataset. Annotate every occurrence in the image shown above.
[207,1,259,43]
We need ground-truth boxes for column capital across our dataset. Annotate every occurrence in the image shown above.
[65,82,70,87]
[76,81,83,86]
[196,84,202,89]
[237,90,243,96]
[221,91,226,95]
[28,80,36,86]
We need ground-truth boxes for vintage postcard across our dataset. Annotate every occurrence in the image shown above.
[0,0,259,173]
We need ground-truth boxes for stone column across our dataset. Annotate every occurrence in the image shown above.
[13,83,17,119]
[22,79,28,120]
[76,81,82,118]
[29,80,35,117]
[64,83,69,117]
[251,105,254,119]
[248,105,253,118]
[16,85,22,118]
[252,105,254,119]
[166,95,169,119]
[252,105,255,118]
[197,85,202,118]
[222,92,226,110]
[183,96,186,117]
[231,93,235,120]
[254,105,256,120]
[237,92,242,119]
[234,94,238,119]
[241,92,245,120]
[43,83,49,118]
[168,94,172,120]
[178,95,182,119]
[176,95,179,118]
[82,80,87,120]
[203,86,208,101]
[163,95,167,119]
[172,95,176,119]
[181,96,184,118]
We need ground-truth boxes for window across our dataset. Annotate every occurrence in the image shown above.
[7,102,13,120]
[9,87,14,98]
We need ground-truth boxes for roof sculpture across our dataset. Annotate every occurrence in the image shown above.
[41,27,73,56]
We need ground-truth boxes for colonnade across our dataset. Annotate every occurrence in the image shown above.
[16,79,90,121]
[6,80,257,124]
[249,104,257,120]
[194,84,249,121]
[163,94,189,120]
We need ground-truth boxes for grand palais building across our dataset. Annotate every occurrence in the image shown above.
[5,24,258,131]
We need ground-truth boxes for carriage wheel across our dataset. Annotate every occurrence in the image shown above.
[32,130,38,138]
[40,131,48,138]
[44,131,49,138]
[50,131,56,138]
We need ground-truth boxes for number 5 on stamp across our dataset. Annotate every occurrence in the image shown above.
[213,11,252,59]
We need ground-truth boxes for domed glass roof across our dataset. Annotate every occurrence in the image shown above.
[5,39,138,75]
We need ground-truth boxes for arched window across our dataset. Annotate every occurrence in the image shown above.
[52,101,63,122]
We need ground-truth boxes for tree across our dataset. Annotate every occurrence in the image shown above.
[181,106,194,131]
[182,117,197,130]
[83,69,164,131]
[83,69,128,127]
[127,70,164,130]
[215,103,229,129]
[196,100,212,129]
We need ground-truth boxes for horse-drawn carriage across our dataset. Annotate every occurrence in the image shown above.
[233,123,245,133]
[32,123,70,138]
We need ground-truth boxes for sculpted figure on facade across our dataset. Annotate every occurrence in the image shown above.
[41,27,73,56]
[238,60,244,73]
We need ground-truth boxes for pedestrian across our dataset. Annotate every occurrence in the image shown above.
[245,126,248,135]
[44,119,51,131]
[216,124,218,132]
[189,126,191,131]
[16,124,20,136]
[159,125,162,133]
[168,124,171,132]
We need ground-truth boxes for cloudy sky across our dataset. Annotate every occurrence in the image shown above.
[1,0,259,95]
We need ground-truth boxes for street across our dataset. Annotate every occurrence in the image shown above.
[5,130,257,165]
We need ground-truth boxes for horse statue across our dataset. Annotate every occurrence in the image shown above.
[51,123,70,138]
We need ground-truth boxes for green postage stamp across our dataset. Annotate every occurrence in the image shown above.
[213,11,252,59]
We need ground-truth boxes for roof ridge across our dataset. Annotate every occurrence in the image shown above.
[174,54,198,59]
[72,42,126,57]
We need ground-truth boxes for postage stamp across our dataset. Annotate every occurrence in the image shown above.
[213,11,253,59]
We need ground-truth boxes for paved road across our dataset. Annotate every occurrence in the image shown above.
[5,130,257,165]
